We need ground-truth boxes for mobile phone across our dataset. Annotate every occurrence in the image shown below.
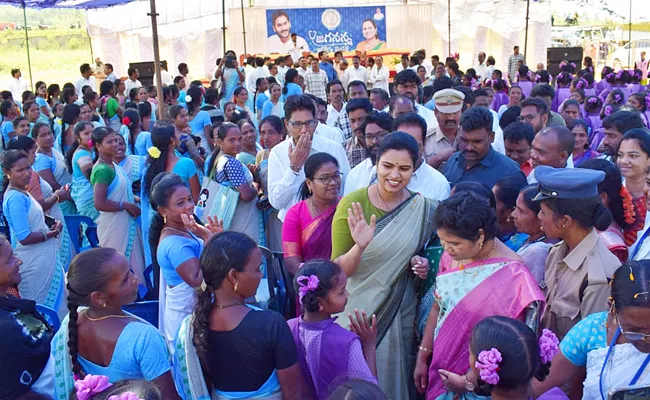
[608,384,650,400]
[44,215,56,229]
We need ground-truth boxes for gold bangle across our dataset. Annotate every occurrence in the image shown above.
[418,345,432,353]
[53,194,60,203]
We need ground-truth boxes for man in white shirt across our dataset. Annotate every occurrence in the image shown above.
[161,61,174,86]
[304,93,345,144]
[369,88,389,112]
[343,56,368,86]
[392,69,439,133]
[74,63,97,98]
[246,57,270,94]
[305,59,329,101]
[297,57,310,79]
[369,55,390,93]
[339,59,350,92]
[8,68,28,102]
[267,10,309,56]
[326,79,346,127]
[178,63,191,91]
[123,67,142,98]
[394,53,409,74]
[527,126,575,184]
[268,94,350,221]
[475,52,488,80]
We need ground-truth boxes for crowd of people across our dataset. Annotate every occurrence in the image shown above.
[1,44,650,400]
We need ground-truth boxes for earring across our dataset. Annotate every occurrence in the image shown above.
[234,281,239,293]
[479,240,484,249]
[102,303,107,308]
[163,215,167,224]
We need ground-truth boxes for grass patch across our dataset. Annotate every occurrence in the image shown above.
[0,48,92,87]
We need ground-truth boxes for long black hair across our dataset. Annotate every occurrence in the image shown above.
[298,153,339,200]
[253,77,266,113]
[65,121,94,172]
[122,108,141,155]
[612,260,650,312]
[283,69,299,95]
[148,172,187,268]
[66,248,119,378]
[193,232,258,391]
[579,158,630,229]
[294,259,342,313]
[1,150,28,201]
[186,86,203,116]
[144,120,176,195]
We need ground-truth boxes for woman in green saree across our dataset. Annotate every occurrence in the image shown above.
[331,132,438,399]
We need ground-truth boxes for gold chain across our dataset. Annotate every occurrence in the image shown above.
[83,311,133,322]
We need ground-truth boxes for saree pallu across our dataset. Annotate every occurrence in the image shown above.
[259,159,283,254]
[584,343,650,399]
[598,224,628,263]
[284,201,337,262]
[426,258,546,400]
[158,273,196,347]
[50,148,77,216]
[219,68,240,109]
[71,151,100,221]
[173,310,283,400]
[96,164,145,285]
[52,309,156,400]
[335,194,438,400]
[39,176,76,269]
[11,192,66,318]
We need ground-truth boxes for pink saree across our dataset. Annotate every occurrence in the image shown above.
[282,200,338,261]
[426,256,546,400]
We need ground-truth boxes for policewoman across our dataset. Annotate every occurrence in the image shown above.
[535,166,621,340]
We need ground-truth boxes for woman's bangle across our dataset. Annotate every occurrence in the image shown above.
[53,194,60,203]
[42,232,48,242]
[119,202,124,211]
[418,345,432,353]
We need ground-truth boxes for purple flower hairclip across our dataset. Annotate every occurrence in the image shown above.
[535,74,542,82]
[606,72,615,80]
[491,79,498,86]
[570,62,576,69]
[587,97,598,104]
[476,348,502,385]
[539,329,560,364]
[616,70,624,79]
[604,105,613,116]
[614,93,622,103]
[297,275,320,305]
[74,375,113,400]
[559,61,567,69]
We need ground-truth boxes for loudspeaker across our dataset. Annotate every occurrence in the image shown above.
[128,61,167,87]
[546,47,583,77]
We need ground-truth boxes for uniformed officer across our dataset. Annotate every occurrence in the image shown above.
[534,166,622,340]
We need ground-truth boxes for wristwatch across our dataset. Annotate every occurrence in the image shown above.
[463,374,475,392]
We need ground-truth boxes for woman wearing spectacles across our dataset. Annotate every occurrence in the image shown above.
[533,260,650,399]
[282,153,342,275]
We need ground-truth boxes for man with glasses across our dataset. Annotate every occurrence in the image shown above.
[425,88,464,170]
[519,98,549,135]
[392,69,438,133]
[344,112,394,194]
[268,95,350,222]
[530,84,566,127]
[343,98,373,168]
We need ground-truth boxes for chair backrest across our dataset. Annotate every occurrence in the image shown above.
[64,215,98,254]
[122,301,159,328]
[36,304,61,333]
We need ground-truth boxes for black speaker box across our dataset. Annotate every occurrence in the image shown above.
[128,61,167,87]
[546,47,583,77]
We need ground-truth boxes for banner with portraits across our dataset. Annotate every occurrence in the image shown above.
[265,6,387,56]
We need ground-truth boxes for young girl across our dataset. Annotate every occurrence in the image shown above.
[262,83,284,119]
[629,69,644,94]
[614,69,632,102]
[253,77,269,123]
[516,65,534,99]
[583,96,602,136]
[597,66,614,96]
[437,316,565,400]
[552,72,572,112]
[535,70,552,85]
[605,88,626,109]
[288,260,378,399]
[581,72,596,98]
[590,103,620,152]
[490,79,509,113]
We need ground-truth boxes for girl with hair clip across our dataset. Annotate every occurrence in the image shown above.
[614,69,632,102]
[490,79,509,114]
[2,150,67,316]
[287,260,378,400]
[516,65,534,99]
[120,108,145,156]
[534,261,650,399]
[629,69,644,94]
[581,72,597,98]
[90,127,146,286]
[599,69,619,101]
[204,122,260,243]
[262,82,284,119]
[589,103,619,153]
[70,378,163,400]
[185,86,212,152]
[569,78,588,115]
[254,77,269,123]
[174,232,306,400]
[535,70,552,85]
[149,172,222,346]
[441,316,566,400]
[627,92,650,128]
[52,248,180,400]
[68,121,100,221]
[579,158,632,262]
[282,153,342,275]
[552,72,572,113]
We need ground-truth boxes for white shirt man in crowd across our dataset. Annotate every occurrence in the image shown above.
[268,95,350,222]
[297,57,310,79]
[392,69,438,132]
[475,52,488,80]
[304,93,345,144]
[123,67,142,98]
[369,55,390,93]
[8,69,28,103]
[326,80,346,127]
[161,61,174,86]
[74,63,97,98]
[343,56,368,87]
[246,57,270,94]
[334,80,369,140]
[305,59,329,101]
[178,63,191,91]
[267,10,309,58]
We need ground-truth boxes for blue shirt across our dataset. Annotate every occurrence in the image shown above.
[188,110,211,135]
[282,83,303,102]
[1,121,14,145]
[2,190,32,242]
[559,311,608,366]
[33,152,56,174]
[255,93,269,114]
[319,61,338,81]
[443,147,522,188]
[76,321,171,381]
[262,100,284,119]
[157,233,204,286]
[134,131,152,157]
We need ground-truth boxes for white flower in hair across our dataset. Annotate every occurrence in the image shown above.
[185,95,193,103]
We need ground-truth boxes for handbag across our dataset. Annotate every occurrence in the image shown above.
[197,155,239,230]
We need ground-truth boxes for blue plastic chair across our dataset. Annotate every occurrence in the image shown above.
[0,225,9,241]
[258,247,295,319]
[123,301,159,328]
[64,215,99,254]
[36,304,61,332]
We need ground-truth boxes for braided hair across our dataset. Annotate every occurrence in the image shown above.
[144,120,176,195]
[122,108,141,155]
[193,231,258,391]
[66,248,119,377]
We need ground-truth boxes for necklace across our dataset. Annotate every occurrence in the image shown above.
[162,226,189,235]
[376,186,404,211]
[84,311,133,322]
[214,302,245,309]
[7,184,28,195]
[457,240,497,271]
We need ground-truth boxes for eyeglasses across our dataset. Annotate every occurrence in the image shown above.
[288,119,317,129]
[314,172,343,185]
[517,114,539,122]
[617,313,650,342]
[365,131,389,142]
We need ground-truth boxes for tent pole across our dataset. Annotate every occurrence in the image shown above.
[22,3,33,91]
[240,0,246,55]
[524,0,530,64]
[447,0,451,56]
[148,0,165,119]
[628,0,632,68]
[86,26,95,64]
[222,0,226,57]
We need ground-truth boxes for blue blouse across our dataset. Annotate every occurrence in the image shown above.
[157,233,204,286]
[560,311,608,366]
[172,157,198,188]
[255,93,269,114]
[77,321,171,381]
[134,131,152,157]
[33,152,56,174]
[2,190,32,242]
[188,111,211,135]
[281,83,302,102]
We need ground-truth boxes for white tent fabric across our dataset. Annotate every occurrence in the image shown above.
[86,0,551,79]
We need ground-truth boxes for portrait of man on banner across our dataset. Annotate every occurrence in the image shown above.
[268,10,310,56]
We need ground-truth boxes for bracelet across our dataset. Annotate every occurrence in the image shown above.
[53,194,60,203]
[418,345,432,353]
[42,232,48,242]
[119,202,124,212]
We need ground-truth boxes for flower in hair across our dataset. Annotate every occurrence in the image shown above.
[122,116,131,126]
[616,70,624,80]
[297,275,320,305]
[539,329,560,364]
[606,72,615,80]
[620,185,636,225]
[570,62,576,69]
[147,146,161,159]
[587,97,598,104]
[108,393,143,400]
[185,95,193,103]
[535,74,542,82]
[74,374,113,400]
[603,105,613,116]
[87,139,94,148]
[613,93,622,104]
[475,348,502,385]
[559,61,567,69]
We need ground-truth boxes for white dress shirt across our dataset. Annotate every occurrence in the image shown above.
[297,67,310,79]
[74,76,97,97]
[475,62,488,80]
[268,135,351,222]
[161,69,174,86]
[489,109,505,154]
[527,155,575,184]
[422,59,434,76]
[315,122,345,144]
[395,63,407,74]
[344,157,450,201]
[124,78,142,98]
[246,67,270,94]
[327,103,346,127]
[344,66,368,86]
[8,77,28,102]
[416,103,439,132]
[369,65,390,93]
[268,36,309,62]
